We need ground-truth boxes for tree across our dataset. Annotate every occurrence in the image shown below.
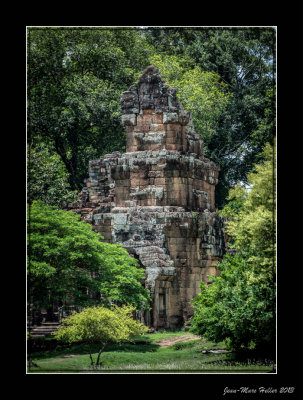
[27,142,78,207]
[27,27,153,191]
[53,305,149,366]
[190,142,276,355]
[144,27,276,207]
[145,53,231,147]
[223,141,276,280]
[27,200,151,313]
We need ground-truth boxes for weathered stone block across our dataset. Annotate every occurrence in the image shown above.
[163,112,179,124]
[122,114,137,126]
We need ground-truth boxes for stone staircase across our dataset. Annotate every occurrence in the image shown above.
[28,322,61,339]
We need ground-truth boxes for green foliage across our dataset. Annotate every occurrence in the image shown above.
[190,254,275,353]
[218,185,247,218]
[190,143,276,354]
[223,141,276,279]
[27,143,78,207]
[146,53,231,147]
[27,200,151,311]
[53,304,149,365]
[250,86,276,164]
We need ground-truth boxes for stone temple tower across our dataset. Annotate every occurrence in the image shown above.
[66,66,226,329]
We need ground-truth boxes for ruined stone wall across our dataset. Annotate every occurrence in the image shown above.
[66,66,226,329]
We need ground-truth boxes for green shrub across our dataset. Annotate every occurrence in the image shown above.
[190,254,275,354]
[53,304,149,366]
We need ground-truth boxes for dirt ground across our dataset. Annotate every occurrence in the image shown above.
[155,334,200,347]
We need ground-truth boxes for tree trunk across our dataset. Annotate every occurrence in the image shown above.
[96,343,106,366]
[89,342,94,366]
[53,136,80,191]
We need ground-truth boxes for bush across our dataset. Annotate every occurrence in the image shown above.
[190,254,275,354]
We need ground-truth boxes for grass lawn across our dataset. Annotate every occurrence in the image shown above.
[27,330,275,373]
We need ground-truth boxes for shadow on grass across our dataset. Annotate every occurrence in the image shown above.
[28,338,160,360]
[104,342,159,353]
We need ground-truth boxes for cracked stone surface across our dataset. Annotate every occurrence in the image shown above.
[65,66,227,329]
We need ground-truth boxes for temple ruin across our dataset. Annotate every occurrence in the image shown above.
[66,66,226,329]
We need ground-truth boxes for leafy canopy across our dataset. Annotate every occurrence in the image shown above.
[222,141,276,279]
[53,305,149,366]
[54,305,148,344]
[27,143,78,207]
[27,200,151,311]
[146,53,231,148]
